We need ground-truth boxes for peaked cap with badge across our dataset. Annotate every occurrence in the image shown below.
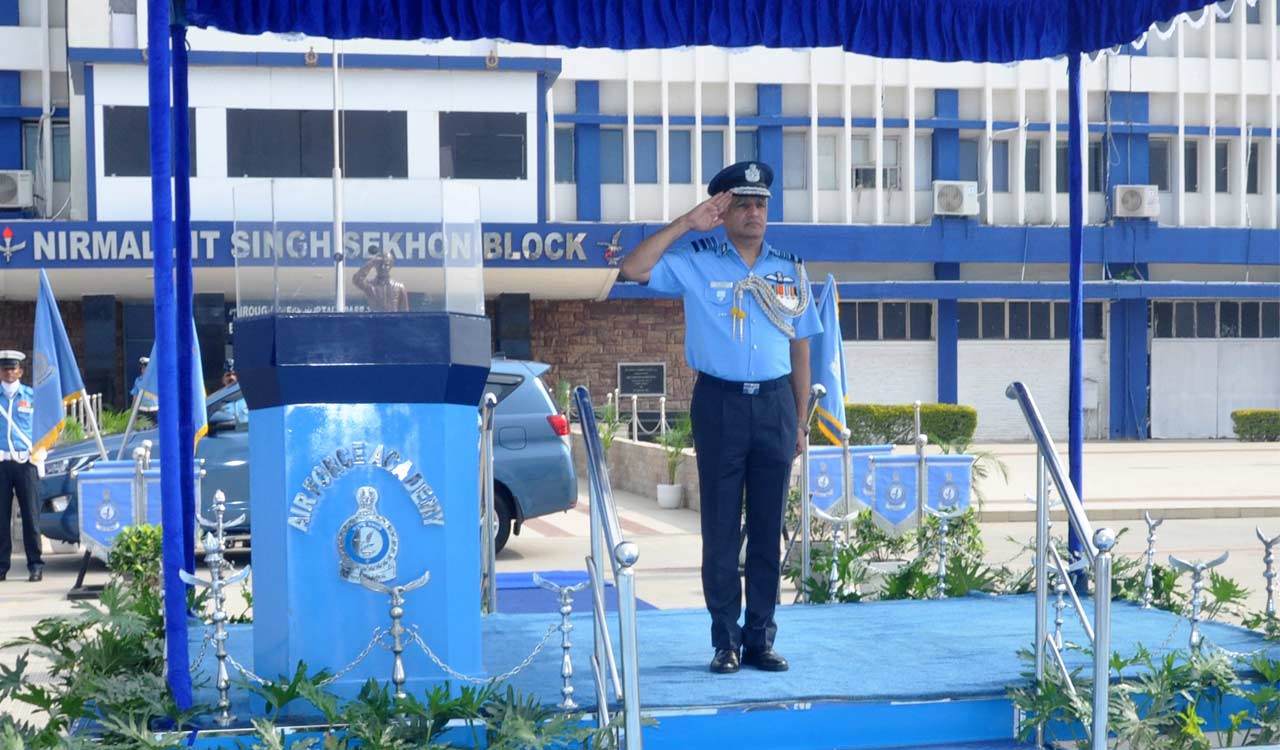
[0,351,25,368]
[708,161,773,198]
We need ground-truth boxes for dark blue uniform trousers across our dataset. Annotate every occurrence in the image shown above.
[691,373,797,652]
[0,460,42,575]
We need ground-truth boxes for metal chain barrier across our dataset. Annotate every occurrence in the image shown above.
[188,627,213,672]
[215,627,390,687]
[408,623,558,685]
[224,652,268,686]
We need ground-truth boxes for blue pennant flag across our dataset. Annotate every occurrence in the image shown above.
[850,444,894,508]
[869,454,920,536]
[137,317,209,450]
[807,445,846,513]
[926,455,975,514]
[808,274,847,445]
[32,270,86,453]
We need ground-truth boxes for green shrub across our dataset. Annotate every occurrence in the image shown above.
[1232,409,1280,441]
[812,403,978,446]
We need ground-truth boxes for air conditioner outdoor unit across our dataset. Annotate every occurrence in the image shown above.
[933,180,979,217]
[0,171,34,210]
[1113,184,1159,219]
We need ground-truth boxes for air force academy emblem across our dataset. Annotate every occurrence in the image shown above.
[337,485,399,584]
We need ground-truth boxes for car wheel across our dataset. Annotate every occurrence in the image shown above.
[493,486,513,554]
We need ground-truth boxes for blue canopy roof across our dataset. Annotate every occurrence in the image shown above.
[183,0,1217,62]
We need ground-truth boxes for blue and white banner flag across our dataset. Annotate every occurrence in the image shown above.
[850,444,894,509]
[808,274,848,445]
[137,316,209,450]
[926,455,975,515]
[76,460,139,561]
[32,269,86,452]
[807,445,847,513]
[869,454,920,535]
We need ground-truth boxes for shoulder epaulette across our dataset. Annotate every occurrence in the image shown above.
[691,237,717,253]
[775,249,802,264]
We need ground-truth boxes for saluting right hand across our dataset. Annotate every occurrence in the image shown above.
[682,192,733,232]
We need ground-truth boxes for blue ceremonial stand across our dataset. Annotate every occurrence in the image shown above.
[235,312,491,695]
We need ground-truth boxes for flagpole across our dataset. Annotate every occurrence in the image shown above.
[116,392,145,460]
[332,39,346,312]
[79,395,108,461]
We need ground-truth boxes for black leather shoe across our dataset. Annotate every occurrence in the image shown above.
[0,571,6,581]
[741,648,789,672]
[28,569,42,582]
[709,648,740,674]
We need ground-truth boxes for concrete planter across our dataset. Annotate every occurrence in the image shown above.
[656,483,683,509]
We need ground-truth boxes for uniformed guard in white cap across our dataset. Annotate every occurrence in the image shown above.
[620,161,822,675]
[130,354,158,415]
[0,350,44,582]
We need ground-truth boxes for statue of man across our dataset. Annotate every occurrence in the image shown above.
[352,253,409,312]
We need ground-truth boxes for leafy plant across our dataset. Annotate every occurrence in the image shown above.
[554,379,572,418]
[1231,409,1280,442]
[596,402,622,458]
[58,416,86,445]
[657,414,692,485]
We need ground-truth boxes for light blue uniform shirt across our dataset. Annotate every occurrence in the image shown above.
[0,383,35,456]
[647,238,823,382]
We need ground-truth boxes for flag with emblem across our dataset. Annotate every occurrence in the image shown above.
[136,316,209,450]
[32,269,88,452]
[808,273,847,445]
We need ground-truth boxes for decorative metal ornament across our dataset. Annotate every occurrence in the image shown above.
[1141,511,1165,609]
[1257,527,1280,618]
[338,485,399,584]
[359,570,431,700]
[1169,551,1230,651]
[533,573,591,709]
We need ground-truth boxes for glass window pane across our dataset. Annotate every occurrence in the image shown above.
[1088,141,1103,193]
[1030,302,1052,339]
[1196,301,1217,338]
[857,302,879,340]
[1174,302,1196,338]
[1248,3,1261,23]
[736,129,758,162]
[1185,141,1199,192]
[554,128,574,183]
[437,111,521,179]
[851,136,870,166]
[882,302,907,340]
[915,134,932,190]
[1025,140,1042,193]
[1084,302,1104,339]
[1248,143,1260,194]
[600,129,625,184]
[884,137,900,166]
[909,302,933,340]
[1153,301,1173,338]
[1263,302,1280,338]
[1219,301,1240,337]
[817,135,837,190]
[1150,140,1170,192]
[959,138,979,183]
[958,302,980,339]
[669,130,692,184]
[993,140,1010,193]
[1242,302,1261,338]
[839,302,858,340]
[702,130,725,180]
[53,124,70,182]
[1008,301,1030,339]
[1053,301,1069,339]
[21,122,37,175]
[634,130,658,184]
[783,132,807,189]
[1215,140,1230,193]
[981,301,1005,339]
[1056,142,1069,194]
[110,106,197,177]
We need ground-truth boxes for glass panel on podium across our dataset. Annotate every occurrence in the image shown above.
[230,181,280,320]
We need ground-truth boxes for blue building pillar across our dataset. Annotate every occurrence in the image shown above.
[1108,264,1150,440]
[757,84,783,222]
[931,90,960,182]
[574,81,601,221]
[0,0,21,170]
[1107,92,1151,192]
[935,262,959,405]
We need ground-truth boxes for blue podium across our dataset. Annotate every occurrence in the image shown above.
[235,312,491,693]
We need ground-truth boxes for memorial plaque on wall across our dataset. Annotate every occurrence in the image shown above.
[617,362,666,396]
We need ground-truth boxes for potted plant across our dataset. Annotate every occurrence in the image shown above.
[656,414,692,509]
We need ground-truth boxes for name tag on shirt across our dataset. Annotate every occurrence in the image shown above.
[709,281,733,304]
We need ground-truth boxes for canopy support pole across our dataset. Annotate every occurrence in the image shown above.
[172,24,198,578]
[1066,50,1086,589]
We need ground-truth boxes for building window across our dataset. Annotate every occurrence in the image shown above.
[438,111,524,180]
[1247,142,1261,194]
[851,135,901,189]
[992,140,1010,193]
[1215,140,1230,193]
[1247,2,1262,23]
[736,129,758,162]
[817,135,837,190]
[1154,300,1280,339]
[1025,139,1042,193]
[701,130,725,182]
[1054,141,1103,193]
[669,130,692,184]
[1149,138,1170,192]
[962,301,1103,340]
[226,109,407,179]
[104,106,197,178]
[1185,141,1199,193]
[600,128,625,184]
[783,131,807,189]
[22,122,71,182]
[959,138,979,184]
[838,301,933,341]
[1054,143,1067,193]
[634,129,658,184]
[554,127,574,184]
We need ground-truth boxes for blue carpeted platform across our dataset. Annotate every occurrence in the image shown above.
[494,570,657,614]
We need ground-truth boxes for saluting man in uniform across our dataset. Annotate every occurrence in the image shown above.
[620,161,821,674]
[0,350,44,582]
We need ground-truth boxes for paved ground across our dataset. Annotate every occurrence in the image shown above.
[2,439,1277,725]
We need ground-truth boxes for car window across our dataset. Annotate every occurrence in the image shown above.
[482,374,524,407]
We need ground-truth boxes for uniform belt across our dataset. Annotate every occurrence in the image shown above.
[0,450,30,462]
[696,373,790,396]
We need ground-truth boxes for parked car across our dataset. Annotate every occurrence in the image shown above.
[37,358,575,553]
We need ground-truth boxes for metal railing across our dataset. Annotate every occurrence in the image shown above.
[480,393,498,615]
[795,384,827,602]
[574,386,642,749]
[68,393,104,433]
[607,390,671,441]
[1006,381,1115,750]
